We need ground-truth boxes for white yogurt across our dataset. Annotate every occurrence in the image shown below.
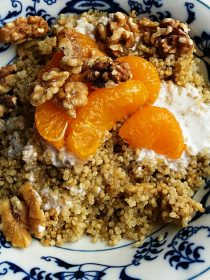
[75,18,95,39]
[45,146,77,167]
[137,148,189,171]
[75,15,109,39]
[137,82,210,170]
[155,82,210,155]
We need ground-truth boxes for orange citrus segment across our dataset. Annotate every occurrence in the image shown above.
[37,51,64,79]
[44,51,63,71]
[117,56,160,104]
[66,80,149,159]
[35,100,70,144]
[49,139,65,150]
[119,106,185,159]
[64,28,105,58]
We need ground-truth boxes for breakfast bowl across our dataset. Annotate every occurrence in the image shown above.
[0,0,209,279]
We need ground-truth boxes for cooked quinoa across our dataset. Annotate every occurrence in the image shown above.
[0,11,210,247]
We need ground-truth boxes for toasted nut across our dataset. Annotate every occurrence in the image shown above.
[19,182,46,238]
[138,17,194,56]
[30,68,69,106]
[0,198,32,248]
[0,64,17,79]
[86,56,132,87]
[96,12,139,57]
[38,36,57,55]
[57,28,83,74]
[58,81,89,118]
[0,16,49,44]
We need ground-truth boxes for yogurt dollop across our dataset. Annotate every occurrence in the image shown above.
[138,82,210,170]
[155,82,210,155]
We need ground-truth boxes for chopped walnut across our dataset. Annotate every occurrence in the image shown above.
[58,81,89,118]
[138,17,194,56]
[0,81,14,94]
[0,198,32,248]
[0,16,49,44]
[0,64,17,94]
[86,56,133,87]
[57,29,83,74]
[0,182,46,248]
[0,64,17,79]
[19,182,45,239]
[52,14,76,34]
[38,36,57,55]
[96,12,139,57]
[30,68,69,106]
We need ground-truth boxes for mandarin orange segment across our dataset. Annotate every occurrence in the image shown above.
[65,80,149,159]
[119,106,185,159]
[49,139,65,150]
[37,51,64,79]
[117,56,160,104]
[44,51,63,71]
[35,100,70,144]
[65,28,105,58]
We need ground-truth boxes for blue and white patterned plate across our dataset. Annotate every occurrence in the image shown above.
[0,1,210,279]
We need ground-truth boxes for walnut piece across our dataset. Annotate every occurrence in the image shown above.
[38,36,57,55]
[86,56,133,88]
[0,64,17,79]
[52,14,76,34]
[57,29,83,74]
[96,12,139,57]
[58,81,89,118]
[0,16,49,44]
[30,68,69,106]
[0,182,46,248]
[138,17,194,55]
[0,198,32,248]
[19,182,45,239]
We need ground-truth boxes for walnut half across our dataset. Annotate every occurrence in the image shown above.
[138,17,194,56]
[86,56,133,88]
[19,182,46,239]
[0,16,49,44]
[57,28,83,75]
[0,198,32,248]
[30,68,69,106]
[96,12,139,57]
[0,182,46,248]
[58,81,89,118]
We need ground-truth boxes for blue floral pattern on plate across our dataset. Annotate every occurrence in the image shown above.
[59,0,127,14]
[0,0,209,279]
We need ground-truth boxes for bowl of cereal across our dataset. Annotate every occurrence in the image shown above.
[0,0,209,279]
